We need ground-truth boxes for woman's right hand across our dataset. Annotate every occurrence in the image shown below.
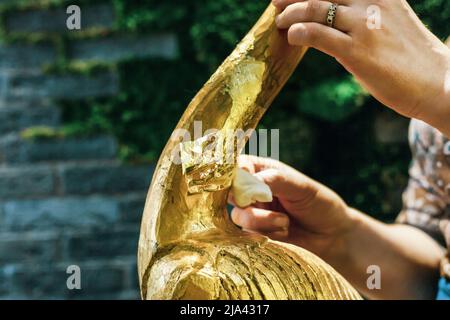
[273,0,450,136]
[230,156,444,299]
[229,155,356,264]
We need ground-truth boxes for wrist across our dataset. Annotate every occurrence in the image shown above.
[322,206,362,268]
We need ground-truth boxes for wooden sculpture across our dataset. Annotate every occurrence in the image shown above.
[138,4,361,300]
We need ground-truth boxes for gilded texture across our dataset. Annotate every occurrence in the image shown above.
[145,231,361,300]
[138,4,361,300]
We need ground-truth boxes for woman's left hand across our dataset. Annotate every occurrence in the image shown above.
[273,0,450,136]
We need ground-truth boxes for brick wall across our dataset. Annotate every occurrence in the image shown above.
[0,2,177,299]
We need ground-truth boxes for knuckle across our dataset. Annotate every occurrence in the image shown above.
[336,38,356,63]
[276,12,285,27]
[287,24,303,44]
[347,39,366,63]
[304,0,318,20]
[303,24,318,43]
[261,168,284,185]
[278,4,295,26]
[349,7,371,31]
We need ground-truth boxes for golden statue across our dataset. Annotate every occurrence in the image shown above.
[138,4,361,300]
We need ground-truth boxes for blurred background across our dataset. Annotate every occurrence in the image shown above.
[0,0,449,299]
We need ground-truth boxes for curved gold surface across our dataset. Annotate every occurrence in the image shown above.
[138,4,361,300]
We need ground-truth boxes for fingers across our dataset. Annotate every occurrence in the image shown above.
[273,0,352,11]
[237,155,258,174]
[236,156,321,202]
[254,168,319,202]
[231,207,290,232]
[287,22,352,60]
[272,0,358,61]
[276,1,356,33]
[273,0,303,11]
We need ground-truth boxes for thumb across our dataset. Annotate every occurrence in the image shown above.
[254,168,320,202]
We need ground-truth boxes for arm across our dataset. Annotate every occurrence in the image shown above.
[273,0,450,137]
[231,156,444,300]
[332,122,449,299]
[332,208,444,300]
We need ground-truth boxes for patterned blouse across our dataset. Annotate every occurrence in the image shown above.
[397,119,450,279]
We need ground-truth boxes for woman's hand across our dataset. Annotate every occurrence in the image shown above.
[229,155,355,263]
[230,156,444,299]
[273,0,450,136]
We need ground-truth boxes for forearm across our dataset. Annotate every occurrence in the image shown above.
[328,208,444,300]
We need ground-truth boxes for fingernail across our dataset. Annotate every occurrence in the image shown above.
[273,217,289,229]
[230,209,242,225]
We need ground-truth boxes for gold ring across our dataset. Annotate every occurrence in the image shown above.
[327,3,338,28]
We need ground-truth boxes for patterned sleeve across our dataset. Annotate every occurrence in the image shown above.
[396,120,449,246]
[397,170,447,245]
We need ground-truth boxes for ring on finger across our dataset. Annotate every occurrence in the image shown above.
[326,3,338,28]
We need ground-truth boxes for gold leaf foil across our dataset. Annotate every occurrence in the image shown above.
[138,4,362,300]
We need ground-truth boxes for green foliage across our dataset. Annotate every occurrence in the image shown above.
[113,0,190,33]
[190,1,266,69]
[412,0,450,39]
[306,103,411,221]
[2,0,450,220]
[297,76,368,122]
